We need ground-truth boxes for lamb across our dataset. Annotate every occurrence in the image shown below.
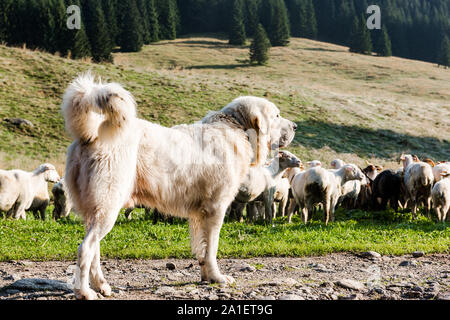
[272,177,291,218]
[52,178,73,219]
[431,172,450,222]
[400,154,434,219]
[0,164,60,220]
[233,151,301,223]
[289,164,365,225]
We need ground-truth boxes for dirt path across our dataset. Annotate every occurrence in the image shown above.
[0,253,449,300]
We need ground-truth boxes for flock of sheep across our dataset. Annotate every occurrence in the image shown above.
[228,152,450,224]
[0,153,448,224]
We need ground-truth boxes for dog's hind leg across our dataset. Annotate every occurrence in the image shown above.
[75,208,120,300]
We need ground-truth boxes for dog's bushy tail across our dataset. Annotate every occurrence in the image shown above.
[61,73,136,143]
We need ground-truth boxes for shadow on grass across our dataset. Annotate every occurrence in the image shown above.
[187,63,252,70]
[294,120,450,161]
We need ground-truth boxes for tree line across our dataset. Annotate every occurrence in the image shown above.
[0,0,448,66]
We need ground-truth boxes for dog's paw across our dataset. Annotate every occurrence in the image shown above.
[74,288,98,300]
[98,282,112,297]
[210,274,235,285]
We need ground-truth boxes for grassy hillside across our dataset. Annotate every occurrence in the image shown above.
[1,35,449,175]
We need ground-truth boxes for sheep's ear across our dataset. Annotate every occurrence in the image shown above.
[441,171,449,177]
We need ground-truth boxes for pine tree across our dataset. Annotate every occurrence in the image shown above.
[147,0,160,42]
[120,0,144,52]
[349,14,372,55]
[305,0,317,39]
[250,23,271,65]
[137,0,151,44]
[101,0,119,47]
[244,0,259,38]
[376,27,392,57]
[438,35,450,68]
[84,0,113,62]
[229,0,246,45]
[268,0,290,47]
[156,0,177,40]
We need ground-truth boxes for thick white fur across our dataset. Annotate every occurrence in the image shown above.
[62,74,296,300]
[0,164,60,219]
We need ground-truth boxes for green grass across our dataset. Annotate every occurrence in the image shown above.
[0,208,448,261]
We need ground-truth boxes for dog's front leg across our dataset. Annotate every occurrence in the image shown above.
[190,208,235,285]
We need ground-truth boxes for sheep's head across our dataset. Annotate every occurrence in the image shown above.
[343,164,365,182]
[37,164,61,183]
[307,160,322,168]
[399,154,413,169]
[277,151,302,170]
[330,159,345,169]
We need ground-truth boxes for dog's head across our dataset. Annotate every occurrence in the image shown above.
[221,96,297,166]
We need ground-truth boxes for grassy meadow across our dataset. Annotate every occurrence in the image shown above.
[0,35,449,260]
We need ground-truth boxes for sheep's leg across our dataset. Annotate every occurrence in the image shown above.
[246,203,254,222]
[272,202,277,220]
[144,208,151,220]
[75,208,120,300]
[279,196,288,218]
[12,202,27,220]
[302,207,309,224]
[445,206,450,221]
[189,205,234,284]
[286,199,297,223]
[323,198,331,226]
[426,197,432,219]
[124,208,133,220]
[264,189,275,224]
[235,203,245,223]
[435,206,442,222]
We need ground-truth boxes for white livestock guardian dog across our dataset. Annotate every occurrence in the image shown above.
[62,74,297,300]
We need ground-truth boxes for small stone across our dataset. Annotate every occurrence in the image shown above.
[402,291,422,299]
[3,274,21,281]
[7,278,70,292]
[278,294,305,300]
[66,265,77,275]
[437,293,450,300]
[258,296,276,300]
[336,279,365,291]
[412,251,425,258]
[361,251,381,259]
[338,294,361,300]
[155,286,175,295]
[166,262,176,270]
[399,260,417,267]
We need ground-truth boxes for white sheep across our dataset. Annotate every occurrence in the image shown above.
[233,151,301,223]
[52,178,73,219]
[400,154,434,219]
[330,159,345,169]
[307,160,322,168]
[272,177,291,218]
[289,164,365,225]
[0,164,60,220]
[431,172,449,222]
[432,163,450,183]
